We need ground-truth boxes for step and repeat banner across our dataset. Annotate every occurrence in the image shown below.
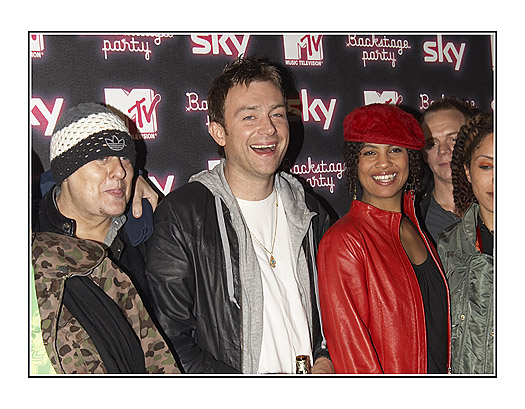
[31,33,494,218]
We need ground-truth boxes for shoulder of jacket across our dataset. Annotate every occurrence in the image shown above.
[304,190,322,213]
[32,232,106,278]
[157,182,213,213]
[153,181,225,236]
[438,218,463,244]
[437,218,477,264]
[322,210,363,242]
[164,181,211,201]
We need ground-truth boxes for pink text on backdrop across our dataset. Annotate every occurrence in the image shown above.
[300,89,337,130]
[290,157,345,194]
[30,97,65,136]
[148,174,175,196]
[423,35,466,71]
[191,35,250,57]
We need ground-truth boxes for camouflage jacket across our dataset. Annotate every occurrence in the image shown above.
[31,231,180,374]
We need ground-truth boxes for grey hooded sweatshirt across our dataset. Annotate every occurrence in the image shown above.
[190,160,324,373]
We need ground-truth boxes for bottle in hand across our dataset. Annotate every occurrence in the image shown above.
[295,355,311,374]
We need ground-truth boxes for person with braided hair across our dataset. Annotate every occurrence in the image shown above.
[317,104,451,373]
[437,113,494,374]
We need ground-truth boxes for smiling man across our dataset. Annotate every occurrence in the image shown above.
[145,57,333,374]
[418,97,478,244]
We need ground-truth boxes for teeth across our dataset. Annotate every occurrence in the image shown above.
[373,173,397,182]
[251,144,276,151]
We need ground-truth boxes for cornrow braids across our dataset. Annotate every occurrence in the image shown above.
[342,141,363,196]
[451,113,493,217]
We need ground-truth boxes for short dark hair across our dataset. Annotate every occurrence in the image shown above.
[420,96,479,125]
[343,141,425,197]
[207,57,286,157]
[451,113,493,217]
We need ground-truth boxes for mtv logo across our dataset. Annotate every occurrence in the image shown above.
[30,34,45,52]
[283,35,323,61]
[104,88,161,136]
[363,90,404,106]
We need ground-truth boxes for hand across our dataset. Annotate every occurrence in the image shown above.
[311,356,335,374]
[132,175,159,218]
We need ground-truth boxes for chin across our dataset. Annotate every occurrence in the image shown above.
[100,205,127,218]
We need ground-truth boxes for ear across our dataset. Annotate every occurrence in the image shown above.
[464,163,472,184]
[208,121,226,147]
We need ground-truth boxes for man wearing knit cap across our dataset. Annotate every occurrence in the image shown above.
[34,102,153,296]
[31,103,179,374]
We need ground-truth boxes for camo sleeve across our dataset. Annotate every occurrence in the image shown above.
[32,232,180,374]
[32,231,108,373]
[90,258,180,374]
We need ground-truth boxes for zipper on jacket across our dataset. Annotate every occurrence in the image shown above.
[227,201,243,372]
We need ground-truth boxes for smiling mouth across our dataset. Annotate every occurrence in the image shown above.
[251,143,276,153]
[372,173,397,182]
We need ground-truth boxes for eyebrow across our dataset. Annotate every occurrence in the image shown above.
[475,154,493,160]
[236,105,258,114]
[426,130,459,140]
[235,103,286,116]
[361,144,402,149]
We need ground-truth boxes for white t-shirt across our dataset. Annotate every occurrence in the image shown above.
[237,190,313,374]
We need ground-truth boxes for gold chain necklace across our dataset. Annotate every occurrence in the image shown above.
[247,189,278,268]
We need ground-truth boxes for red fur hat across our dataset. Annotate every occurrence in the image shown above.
[343,103,425,150]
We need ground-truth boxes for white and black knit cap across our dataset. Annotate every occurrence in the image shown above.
[50,103,136,185]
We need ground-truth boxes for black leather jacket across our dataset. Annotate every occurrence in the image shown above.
[145,177,332,374]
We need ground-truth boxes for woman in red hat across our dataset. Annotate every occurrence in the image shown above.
[317,104,451,374]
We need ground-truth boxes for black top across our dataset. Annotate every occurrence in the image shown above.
[412,252,448,374]
[478,215,494,256]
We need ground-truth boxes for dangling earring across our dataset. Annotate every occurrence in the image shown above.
[404,178,414,193]
[352,183,357,201]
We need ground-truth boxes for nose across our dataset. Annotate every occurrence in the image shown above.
[258,115,277,136]
[376,152,392,169]
[108,157,127,179]
[376,154,392,170]
[438,141,453,156]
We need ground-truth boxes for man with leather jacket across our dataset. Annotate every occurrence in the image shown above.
[145,57,334,374]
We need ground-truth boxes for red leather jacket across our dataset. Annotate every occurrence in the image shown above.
[317,191,450,374]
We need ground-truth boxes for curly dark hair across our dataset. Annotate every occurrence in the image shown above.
[343,141,425,199]
[207,56,286,158]
[451,113,494,217]
[420,96,479,125]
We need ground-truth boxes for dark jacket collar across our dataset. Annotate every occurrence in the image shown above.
[36,185,76,237]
